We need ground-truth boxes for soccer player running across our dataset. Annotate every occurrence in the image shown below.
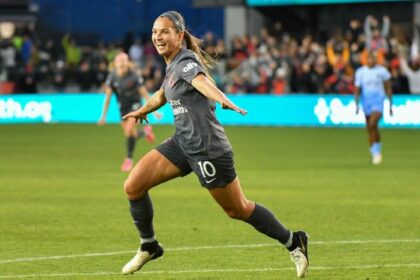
[122,11,309,278]
[98,52,159,172]
[354,51,393,164]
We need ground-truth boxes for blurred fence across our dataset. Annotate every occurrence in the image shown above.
[0,93,419,128]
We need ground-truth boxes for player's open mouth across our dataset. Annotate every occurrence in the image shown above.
[156,43,166,49]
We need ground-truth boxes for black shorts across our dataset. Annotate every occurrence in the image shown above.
[119,102,141,118]
[155,137,237,189]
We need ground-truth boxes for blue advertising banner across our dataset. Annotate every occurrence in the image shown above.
[1,93,419,128]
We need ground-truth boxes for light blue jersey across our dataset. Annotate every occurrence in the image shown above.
[354,65,391,115]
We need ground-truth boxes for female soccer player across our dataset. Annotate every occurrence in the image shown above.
[98,52,158,172]
[122,11,309,278]
[354,52,393,164]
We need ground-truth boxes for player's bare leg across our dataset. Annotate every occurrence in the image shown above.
[366,112,383,164]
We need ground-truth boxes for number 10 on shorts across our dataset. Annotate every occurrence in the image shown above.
[197,161,216,179]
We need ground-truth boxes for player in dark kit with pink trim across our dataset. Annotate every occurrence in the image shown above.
[121,11,309,278]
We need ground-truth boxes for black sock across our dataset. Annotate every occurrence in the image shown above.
[287,233,301,251]
[126,136,136,158]
[245,203,291,245]
[129,193,155,240]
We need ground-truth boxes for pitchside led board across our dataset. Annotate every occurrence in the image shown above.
[247,0,413,5]
[0,94,419,128]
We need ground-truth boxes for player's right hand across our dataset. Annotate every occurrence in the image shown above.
[123,110,149,124]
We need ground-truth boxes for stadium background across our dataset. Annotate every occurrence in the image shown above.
[0,1,419,279]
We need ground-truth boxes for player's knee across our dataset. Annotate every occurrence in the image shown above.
[224,202,253,220]
[225,208,246,220]
[123,178,145,200]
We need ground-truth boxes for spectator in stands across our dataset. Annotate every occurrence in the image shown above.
[399,56,420,94]
[0,40,16,80]
[16,62,37,93]
[347,19,363,45]
[21,33,33,66]
[129,39,144,67]
[390,65,409,94]
[62,34,81,68]
[362,15,390,65]
[229,36,248,69]
[77,60,94,92]
[409,21,420,61]
[271,67,288,94]
[225,72,252,94]
[52,60,66,92]
[94,60,108,89]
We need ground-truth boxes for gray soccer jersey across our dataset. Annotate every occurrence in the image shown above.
[162,48,232,158]
[105,70,142,105]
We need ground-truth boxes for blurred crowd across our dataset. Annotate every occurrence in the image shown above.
[1,15,420,95]
[222,15,420,95]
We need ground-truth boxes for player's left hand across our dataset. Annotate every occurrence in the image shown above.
[389,107,393,116]
[123,110,149,124]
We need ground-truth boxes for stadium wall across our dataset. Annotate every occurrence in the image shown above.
[0,94,419,128]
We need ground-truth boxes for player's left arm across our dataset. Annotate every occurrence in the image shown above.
[191,74,247,115]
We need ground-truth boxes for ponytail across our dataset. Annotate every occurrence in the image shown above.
[183,30,215,75]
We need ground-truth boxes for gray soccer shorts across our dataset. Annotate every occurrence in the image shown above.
[155,137,237,189]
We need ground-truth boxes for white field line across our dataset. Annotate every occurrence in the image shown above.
[0,238,419,265]
[0,264,419,279]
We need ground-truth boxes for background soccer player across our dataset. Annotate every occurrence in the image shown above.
[121,11,309,278]
[98,52,160,171]
[354,51,393,164]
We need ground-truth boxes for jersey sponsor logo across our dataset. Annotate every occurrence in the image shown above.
[169,99,188,115]
[183,62,198,73]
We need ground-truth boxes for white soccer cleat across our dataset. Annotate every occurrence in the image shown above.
[122,243,164,275]
[290,231,309,278]
[372,154,383,165]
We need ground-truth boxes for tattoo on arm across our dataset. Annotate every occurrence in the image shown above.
[142,89,166,114]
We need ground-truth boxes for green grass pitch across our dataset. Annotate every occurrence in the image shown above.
[0,124,419,279]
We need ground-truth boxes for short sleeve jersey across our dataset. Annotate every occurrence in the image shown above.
[105,70,143,105]
[162,48,232,158]
[354,65,391,100]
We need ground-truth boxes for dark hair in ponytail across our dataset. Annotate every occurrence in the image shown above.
[183,30,215,73]
[159,11,215,78]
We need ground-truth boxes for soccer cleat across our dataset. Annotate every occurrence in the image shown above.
[121,158,133,172]
[372,154,382,165]
[122,242,164,275]
[290,231,309,278]
[143,125,155,143]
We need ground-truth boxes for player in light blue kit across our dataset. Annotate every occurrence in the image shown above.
[354,52,393,164]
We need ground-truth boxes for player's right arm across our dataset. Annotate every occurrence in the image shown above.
[123,87,167,123]
[98,85,113,125]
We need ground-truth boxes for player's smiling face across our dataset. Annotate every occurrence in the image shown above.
[152,17,183,59]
